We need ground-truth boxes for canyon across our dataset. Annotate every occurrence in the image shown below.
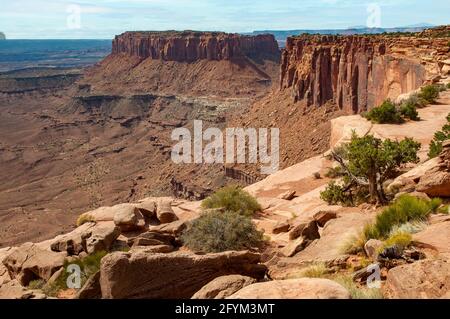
[0,27,449,248]
[0,25,449,300]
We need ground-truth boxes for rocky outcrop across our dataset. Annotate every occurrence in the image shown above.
[2,243,66,286]
[280,31,450,113]
[99,250,266,299]
[384,258,450,299]
[192,275,257,299]
[227,278,351,299]
[112,31,280,62]
[416,141,450,197]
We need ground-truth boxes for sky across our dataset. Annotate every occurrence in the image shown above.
[1,0,449,39]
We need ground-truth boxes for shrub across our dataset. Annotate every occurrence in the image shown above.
[43,251,107,297]
[447,83,450,89]
[388,220,427,237]
[428,113,450,158]
[324,133,421,205]
[382,232,412,251]
[76,214,96,227]
[364,195,435,240]
[400,101,420,121]
[201,185,261,217]
[418,85,440,104]
[429,198,443,212]
[292,263,329,279]
[438,205,450,214]
[324,166,344,178]
[364,100,403,124]
[332,275,383,299]
[320,181,349,206]
[28,279,45,290]
[181,210,264,253]
[340,232,368,255]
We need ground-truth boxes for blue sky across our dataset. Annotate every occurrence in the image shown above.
[1,0,449,39]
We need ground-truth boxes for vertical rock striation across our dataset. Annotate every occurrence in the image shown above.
[112,31,280,62]
[280,29,450,113]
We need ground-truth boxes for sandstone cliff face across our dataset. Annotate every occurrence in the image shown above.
[280,31,450,113]
[112,31,280,62]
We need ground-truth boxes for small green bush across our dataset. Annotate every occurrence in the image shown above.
[382,232,412,251]
[418,85,440,104]
[340,232,368,255]
[201,185,261,217]
[438,205,450,214]
[428,113,450,158]
[181,210,264,253]
[447,83,450,89]
[76,214,96,227]
[320,181,352,206]
[28,279,46,290]
[364,100,403,124]
[324,166,344,178]
[364,195,435,240]
[43,251,107,297]
[400,101,420,121]
[332,275,384,299]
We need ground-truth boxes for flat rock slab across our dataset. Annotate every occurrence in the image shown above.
[227,278,351,299]
[100,250,266,299]
[384,258,450,299]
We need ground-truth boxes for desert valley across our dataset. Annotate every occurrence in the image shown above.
[0,24,449,300]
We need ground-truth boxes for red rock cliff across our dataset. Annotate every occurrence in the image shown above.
[112,31,280,62]
[280,29,450,113]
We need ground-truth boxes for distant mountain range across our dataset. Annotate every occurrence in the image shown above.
[247,24,435,46]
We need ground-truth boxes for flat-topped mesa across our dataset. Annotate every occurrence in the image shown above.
[280,31,450,114]
[112,31,280,62]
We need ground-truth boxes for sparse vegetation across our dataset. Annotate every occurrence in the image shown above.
[388,220,428,237]
[364,195,436,240]
[76,214,96,227]
[428,113,450,158]
[294,263,329,279]
[400,100,420,121]
[364,100,403,124]
[28,279,46,290]
[321,133,421,205]
[43,251,107,297]
[332,275,383,299]
[382,231,412,251]
[181,210,264,253]
[324,166,344,178]
[201,185,261,217]
[418,84,440,104]
[340,232,368,255]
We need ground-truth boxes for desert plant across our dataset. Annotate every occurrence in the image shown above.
[320,181,351,206]
[364,195,435,240]
[340,232,368,255]
[332,274,384,299]
[323,133,421,205]
[382,232,412,251]
[293,263,329,279]
[364,100,403,124]
[28,279,46,290]
[400,101,420,121]
[324,166,344,178]
[201,185,261,217]
[43,251,107,297]
[438,204,450,214]
[428,113,450,158]
[447,83,450,89]
[181,210,264,253]
[76,214,96,227]
[388,220,428,237]
[418,84,440,104]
